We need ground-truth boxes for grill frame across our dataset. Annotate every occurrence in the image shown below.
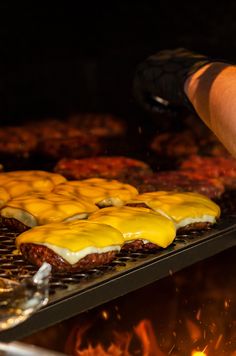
[0,215,236,341]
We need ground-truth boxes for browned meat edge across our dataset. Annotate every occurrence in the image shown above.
[20,243,117,272]
[0,217,30,232]
[177,221,212,234]
[122,239,161,251]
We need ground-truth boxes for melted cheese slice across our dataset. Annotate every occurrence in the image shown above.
[53,178,138,207]
[1,193,98,227]
[0,187,10,208]
[16,220,124,264]
[132,191,220,228]
[89,206,176,248]
[0,171,66,198]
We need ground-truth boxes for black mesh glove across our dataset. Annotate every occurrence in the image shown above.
[133,48,212,113]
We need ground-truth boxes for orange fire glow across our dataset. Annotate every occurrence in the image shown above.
[64,271,236,356]
[65,313,236,356]
[134,320,165,356]
[191,351,207,356]
[65,319,166,356]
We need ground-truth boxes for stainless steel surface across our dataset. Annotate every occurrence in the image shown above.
[0,341,65,356]
[0,263,51,331]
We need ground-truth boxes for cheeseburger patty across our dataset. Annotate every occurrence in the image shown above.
[0,217,30,232]
[121,240,160,251]
[20,244,116,272]
[126,202,215,234]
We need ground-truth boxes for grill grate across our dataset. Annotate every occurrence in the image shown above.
[0,223,226,293]
[0,215,236,341]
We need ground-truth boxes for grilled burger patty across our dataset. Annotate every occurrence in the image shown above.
[150,130,228,159]
[126,202,214,233]
[54,156,152,180]
[180,155,236,190]
[121,240,160,251]
[0,114,125,160]
[33,114,126,159]
[151,130,198,158]
[0,126,38,158]
[20,244,116,272]
[176,222,212,234]
[131,191,220,232]
[131,171,225,199]
[16,220,124,272]
[0,192,97,230]
[0,217,29,232]
[88,206,176,251]
[53,178,138,208]
[37,135,103,159]
[67,113,126,137]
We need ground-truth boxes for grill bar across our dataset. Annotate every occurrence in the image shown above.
[0,216,236,341]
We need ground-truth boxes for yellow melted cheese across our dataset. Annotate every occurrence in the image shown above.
[133,191,220,228]
[88,206,176,248]
[0,171,66,198]
[1,193,98,227]
[53,178,138,207]
[0,187,10,208]
[16,220,124,264]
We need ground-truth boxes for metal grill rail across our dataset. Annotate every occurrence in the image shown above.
[0,215,236,341]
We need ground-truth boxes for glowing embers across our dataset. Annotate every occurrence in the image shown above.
[65,319,166,356]
[63,249,236,355]
[64,314,236,355]
[64,307,236,355]
[191,351,207,356]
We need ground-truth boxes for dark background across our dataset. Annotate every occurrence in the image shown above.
[0,1,235,122]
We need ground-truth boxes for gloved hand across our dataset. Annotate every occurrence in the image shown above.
[133,48,212,113]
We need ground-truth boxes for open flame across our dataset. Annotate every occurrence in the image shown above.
[65,319,165,356]
[64,316,233,355]
[191,352,207,356]
[24,249,236,355]
[64,298,236,356]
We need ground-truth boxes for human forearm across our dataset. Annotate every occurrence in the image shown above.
[133,48,236,157]
[184,62,236,157]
